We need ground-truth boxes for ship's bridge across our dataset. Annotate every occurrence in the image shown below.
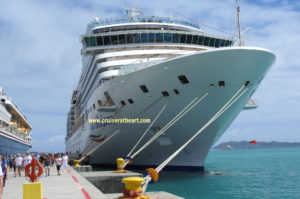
[86,16,201,34]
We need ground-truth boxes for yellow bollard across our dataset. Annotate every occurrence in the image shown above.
[119,177,149,199]
[23,182,43,199]
[113,158,127,173]
[73,160,80,167]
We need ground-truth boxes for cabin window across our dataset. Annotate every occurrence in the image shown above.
[218,81,225,87]
[173,89,180,94]
[93,104,95,109]
[178,75,189,84]
[128,99,134,104]
[140,85,149,93]
[162,91,170,97]
[120,101,126,105]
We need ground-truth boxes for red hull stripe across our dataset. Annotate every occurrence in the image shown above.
[91,136,106,143]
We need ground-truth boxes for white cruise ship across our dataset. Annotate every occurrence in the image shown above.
[0,87,32,154]
[66,9,275,170]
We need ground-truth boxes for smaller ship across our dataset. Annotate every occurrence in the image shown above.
[221,145,233,150]
[0,86,32,154]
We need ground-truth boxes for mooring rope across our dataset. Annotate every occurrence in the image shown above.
[142,84,248,192]
[127,104,167,158]
[129,92,209,161]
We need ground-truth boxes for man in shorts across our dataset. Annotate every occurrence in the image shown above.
[15,154,23,177]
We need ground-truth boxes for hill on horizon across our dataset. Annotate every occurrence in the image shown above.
[214,141,300,149]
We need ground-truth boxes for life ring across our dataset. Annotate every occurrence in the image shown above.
[25,158,43,182]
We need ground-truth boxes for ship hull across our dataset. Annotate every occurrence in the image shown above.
[0,130,31,155]
[66,47,275,170]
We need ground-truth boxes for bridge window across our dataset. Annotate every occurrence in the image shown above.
[103,36,111,45]
[203,37,210,46]
[180,34,186,43]
[83,33,233,48]
[192,35,199,45]
[97,36,103,46]
[156,33,163,43]
[90,37,96,46]
[118,34,126,44]
[186,35,192,44]
[198,36,204,45]
[209,38,215,47]
[219,39,225,47]
[111,35,119,45]
[126,34,134,43]
[172,34,180,43]
[148,33,155,42]
[141,33,148,43]
[164,33,172,43]
[84,37,90,47]
[134,33,141,43]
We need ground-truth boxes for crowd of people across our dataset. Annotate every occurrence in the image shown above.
[0,152,69,199]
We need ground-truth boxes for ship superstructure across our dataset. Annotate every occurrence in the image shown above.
[66,9,275,170]
[0,87,32,154]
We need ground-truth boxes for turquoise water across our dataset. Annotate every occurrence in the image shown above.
[147,148,300,199]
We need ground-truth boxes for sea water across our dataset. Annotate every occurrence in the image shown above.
[147,147,300,199]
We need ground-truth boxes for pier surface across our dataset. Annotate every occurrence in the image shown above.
[3,166,183,199]
[3,166,106,199]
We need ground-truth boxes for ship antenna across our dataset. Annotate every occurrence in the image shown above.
[236,0,242,46]
[123,6,142,22]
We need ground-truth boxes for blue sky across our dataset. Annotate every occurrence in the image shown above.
[0,0,299,152]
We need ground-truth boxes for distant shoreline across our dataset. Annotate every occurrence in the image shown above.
[214,141,300,150]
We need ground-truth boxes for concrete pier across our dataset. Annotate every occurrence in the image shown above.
[81,170,143,193]
[2,166,183,199]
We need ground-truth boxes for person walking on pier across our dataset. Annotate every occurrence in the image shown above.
[55,154,62,176]
[0,156,7,188]
[0,158,3,199]
[15,154,22,177]
[24,152,32,168]
[62,153,68,172]
[44,155,51,177]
